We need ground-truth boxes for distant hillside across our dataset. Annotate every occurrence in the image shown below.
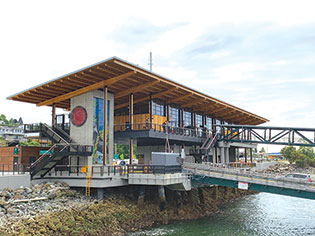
[0,114,23,127]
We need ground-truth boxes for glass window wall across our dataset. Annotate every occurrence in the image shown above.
[152,101,164,116]
[196,114,203,128]
[169,106,179,127]
[206,117,212,130]
[183,111,192,127]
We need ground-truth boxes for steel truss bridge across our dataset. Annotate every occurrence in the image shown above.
[217,124,315,147]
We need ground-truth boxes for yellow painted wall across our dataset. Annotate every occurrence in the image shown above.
[114,114,167,131]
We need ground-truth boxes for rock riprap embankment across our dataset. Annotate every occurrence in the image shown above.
[0,182,89,230]
[258,163,315,175]
[0,182,253,236]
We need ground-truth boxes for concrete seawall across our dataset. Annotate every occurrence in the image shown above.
[0,174,30,190]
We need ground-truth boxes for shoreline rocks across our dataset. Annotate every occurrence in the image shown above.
[258,163,315,175]
[0,183,254,236]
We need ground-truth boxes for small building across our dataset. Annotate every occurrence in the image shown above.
[0,125,25,142]
[0,146,48,171]
[267,152,284,160]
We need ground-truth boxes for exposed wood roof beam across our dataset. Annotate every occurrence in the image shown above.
[66,77,91,86]
[52,81,78,90]
[59,79,85,88]
[167,93,193,103]
[224,112,244,120]
[81,72,103,81]
[115,80,160,99]
[73,74,99,84]
[32,89,60,97]
[88,68,116,79]
[219,110,239,120]
[37,71,136,107]
[193,106,222,117]
[44,84,70,93]
[22,93,51,100]
[233,116,251,124]
[17,94,44,102]
[211,107,230,116]
[182,98,207,108]
[225,116,244,124]
[100,64,146,83]
[193,101,220,110]
[96,65,120,77]
[115,87,178,110]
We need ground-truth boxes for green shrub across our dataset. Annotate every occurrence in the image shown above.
[295,159,308,168]
[307,158,315,168]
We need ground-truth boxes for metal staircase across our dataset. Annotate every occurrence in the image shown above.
[26,123,92,179]
[201,132,219,150]
[189,132,219,163]
[30,143,92,179]
[52,126,73,143]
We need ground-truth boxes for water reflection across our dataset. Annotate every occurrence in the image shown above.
[131,193,315,236]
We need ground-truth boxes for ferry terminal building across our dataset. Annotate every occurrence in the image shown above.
[7,57,268,190]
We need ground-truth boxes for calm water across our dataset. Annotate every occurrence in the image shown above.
[131,193,315,236]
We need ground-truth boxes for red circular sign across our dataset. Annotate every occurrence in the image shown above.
[71,106,87,127]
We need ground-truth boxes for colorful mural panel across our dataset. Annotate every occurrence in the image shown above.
[92,97,109,165]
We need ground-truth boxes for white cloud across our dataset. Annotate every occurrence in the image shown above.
[209,50,231,59]
[1,0,315,129]
[272,60,289,65]
[211,62,259,83]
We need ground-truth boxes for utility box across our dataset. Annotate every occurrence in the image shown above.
[151,152,180,166]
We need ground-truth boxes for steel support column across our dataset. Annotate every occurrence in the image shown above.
[103,86,108,165]
[149,95,153,129]
[52,103,56,129]
[129,93,134,165]
[220,147,225,163]
[225,147,229,164]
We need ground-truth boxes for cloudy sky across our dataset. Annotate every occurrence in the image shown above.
[1,0,315,151]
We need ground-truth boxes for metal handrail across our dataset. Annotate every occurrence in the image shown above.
[31,144,57,168]
[41,123,69,145]
[114,122,210,138]
[53,126,73,143]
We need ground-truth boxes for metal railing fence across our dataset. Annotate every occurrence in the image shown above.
[0,164,29,175]
[52,164,182,177]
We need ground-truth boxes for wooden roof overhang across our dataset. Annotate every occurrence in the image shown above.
[7,57,269,125]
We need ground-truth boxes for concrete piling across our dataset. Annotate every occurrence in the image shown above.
[198,188,205,205]
[188,190,193,205]
[233,188,238,194]
[137,186,145,209]
[158,186,166,211]
[214,185,219,200]
[97,188,104,200]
